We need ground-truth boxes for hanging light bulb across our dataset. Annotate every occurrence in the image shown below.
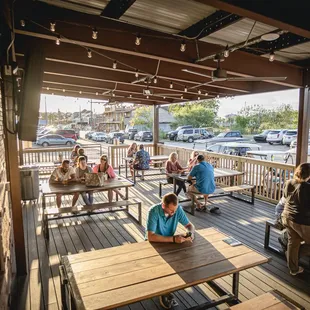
[181,95,184,99]
[146,95,149,99]
[50,22,56,32]
[129,94,132,98]
[163,96,166,99]
[92,27,98,40]
[224,45,229,58]
[180,40,186,52]
[87,49,92,58]
[79,91,82,94]
[51,92,54,95]
[96,92,98,96]
[153,76,157,84]
[112,92,115,97]
[135,69,139,78]
[62,89,65,92]
[198,89,201,94]
[135,34,142,46]
[56,35,61,45]
[47,87,50,91]
[170,82,173,89]
[113,60,117,69]
[269,51,275,62]
[184,86,187,92]
[20,20,25,27]
[198,96,200,100]
[217,94,220,98]
[205,92,208,96]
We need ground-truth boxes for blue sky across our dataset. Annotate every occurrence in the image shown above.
[40,88,299,117]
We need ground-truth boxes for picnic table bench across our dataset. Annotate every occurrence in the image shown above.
[59,227,269,310]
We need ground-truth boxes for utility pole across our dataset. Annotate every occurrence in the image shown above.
[45,95,48,125]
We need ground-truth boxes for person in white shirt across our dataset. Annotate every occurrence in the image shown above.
[49,160,77,208]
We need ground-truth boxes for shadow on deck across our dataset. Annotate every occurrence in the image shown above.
[12,174,310,310]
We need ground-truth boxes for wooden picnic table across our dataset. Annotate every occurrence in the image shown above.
[41,176,140,239]
[59,227,270,310]
[120,154,169,180]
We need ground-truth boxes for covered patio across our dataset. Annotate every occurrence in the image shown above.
[1,0,310,309]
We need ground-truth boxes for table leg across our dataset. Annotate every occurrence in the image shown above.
[125,187,128,200]
[59,265,69,310]
[173,178,177,194]
[125,160,128,179]
[232,272,239,299]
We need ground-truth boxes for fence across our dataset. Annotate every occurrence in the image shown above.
[22,143,103,165]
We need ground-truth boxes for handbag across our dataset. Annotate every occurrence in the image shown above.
[85,173,107,187]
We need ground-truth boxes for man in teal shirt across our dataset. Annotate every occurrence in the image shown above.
[146,193,195,308]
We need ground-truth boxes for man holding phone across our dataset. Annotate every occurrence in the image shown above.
[146,192,195,309]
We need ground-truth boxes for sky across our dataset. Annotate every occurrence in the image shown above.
[40,88,300,117]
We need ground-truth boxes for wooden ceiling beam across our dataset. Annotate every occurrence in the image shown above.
[13,1,303,88]
[101,0,136,19]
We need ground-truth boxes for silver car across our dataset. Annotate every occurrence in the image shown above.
[36,134,76,147]
[282,130,297,146]
[266,129,287,145]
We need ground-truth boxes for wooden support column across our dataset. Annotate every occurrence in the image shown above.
[296,86,310,166]
[1,68,27,275]
[153,104,159,155]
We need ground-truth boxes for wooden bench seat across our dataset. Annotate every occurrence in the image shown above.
[225,290,305,309]
[43,200,142,239]
[264,219,285,254]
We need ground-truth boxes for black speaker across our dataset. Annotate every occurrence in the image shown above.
[18,45,45,141]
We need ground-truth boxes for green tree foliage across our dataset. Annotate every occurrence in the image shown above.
[130,106,153,129]
[168,99,219,128]
[233,104,298,134]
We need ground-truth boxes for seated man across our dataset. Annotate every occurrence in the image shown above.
[187,155,216,212]
[133,144,150,179]
[146,192,195,309]
[49,159,77,208]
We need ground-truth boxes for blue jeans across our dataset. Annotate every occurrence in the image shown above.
[81,192,93,205]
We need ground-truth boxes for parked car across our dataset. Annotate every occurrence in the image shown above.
[106,132,125,144]
[134,131,153,142]
[290,135,310,148]
[36,134,76,147]
[253,130,271,142]
[168,125,193,141]
[92,132,107,142]
[52,129,78,140]
[206,142,261,156]
[124,128,138,140]
[282,130,297,146]
[266,129,288,145]
[85,131,94,139]
[177,128,211,143]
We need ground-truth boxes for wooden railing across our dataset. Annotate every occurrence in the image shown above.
[22,144,103,165]
[157,144,295,204]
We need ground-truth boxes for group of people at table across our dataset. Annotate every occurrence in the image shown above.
[48,143,309,298]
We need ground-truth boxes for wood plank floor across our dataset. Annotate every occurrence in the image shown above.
[12,173,310,310]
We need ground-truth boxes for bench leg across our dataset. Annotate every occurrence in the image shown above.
[232,272,240,301]
[59,265,69,310]
[251,188,255,205]
[159,183,162,198]
[264,222,271,249]
[138,202,142,225]
[191,197,195,216]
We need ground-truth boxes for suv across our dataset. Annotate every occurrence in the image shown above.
[54,129,78,140]
[124,128,138,140]
[106,132,125,144]
[282,130,297,146]
[134,131,153,142]
[266,129,288,145]
[168,125,193,141]
[177,128,209,143]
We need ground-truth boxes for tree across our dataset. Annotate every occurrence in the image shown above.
[130,106,153,129]
[168,99,219,128]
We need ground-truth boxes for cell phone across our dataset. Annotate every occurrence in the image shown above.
[184,232,192,238]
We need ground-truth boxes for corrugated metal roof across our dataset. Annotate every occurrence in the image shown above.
[39,0,108,15]
[120,0,216,34]
[276,41,310,62]
[200,18,277,46]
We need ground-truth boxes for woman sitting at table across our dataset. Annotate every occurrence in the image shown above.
[165,152,187,196]
[93,154,125,202]
[73,156,93,206]
[71,144,81,161]
[127,142,138,177]
[188,150,199,171]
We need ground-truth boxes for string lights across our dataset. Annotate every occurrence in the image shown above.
[20,20,25,27]
[135,34,142,46]
[198,96,200,100]
[50,22,56,32]
[112,93,116,97]
[153,76,157,84]
[62,89,65,92]
[79,91,82,94]
[113,60,117,69]
[184,86,187,92]
[47,87,50,90]
[56,35,61,45]
[87,49,92,58]
[224,45,229,58]
[96,92,98,95]
[180,40,186,52]
[205,92,208,96]
[146,95,149,99]
[135,69,139,78]
[92,27,98,40]
[129,94,132,98]
[269,51,275,62]
[198,89,201,94]
[170,81,173,89]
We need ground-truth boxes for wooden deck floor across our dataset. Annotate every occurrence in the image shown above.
[12,174,310,310]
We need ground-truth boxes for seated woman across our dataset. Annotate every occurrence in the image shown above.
[74,156,93,206]
[93,154,125,202]
[71,144,81,161]
[127,142,138,177]
[165,152,187,196]
[188,150,199,171]
[282,163,310,276]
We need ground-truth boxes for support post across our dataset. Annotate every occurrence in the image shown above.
[153,104,159,155]
[18,139,24,165]
[296,86,310,167]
